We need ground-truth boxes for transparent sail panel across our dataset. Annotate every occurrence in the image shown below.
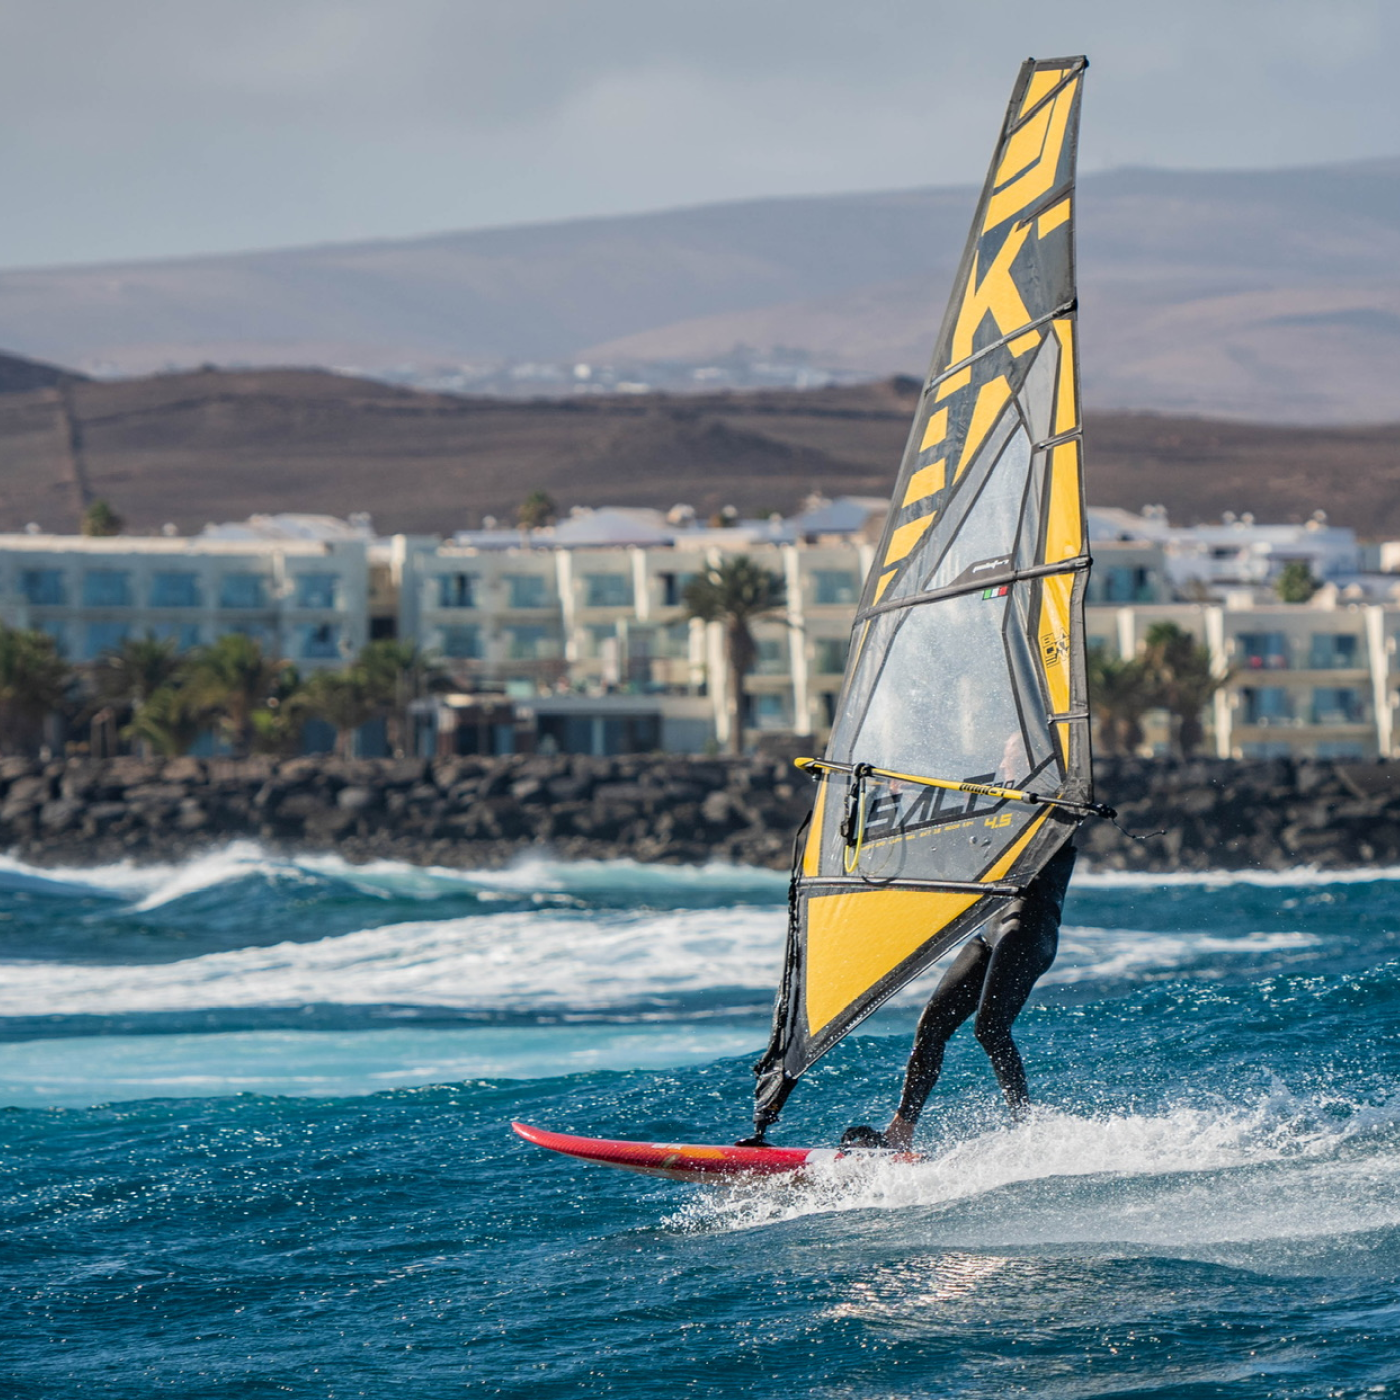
[920,426,1035,593]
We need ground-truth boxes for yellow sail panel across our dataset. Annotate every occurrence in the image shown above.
[801,782,827,877]
[903,458,946,508]
[804,888,982,1035]
[1044,441,1083,564]
[1038,570,1075,716]
[984,73,1080,229]
[935,231,1033,402]
[1038,197,1071,237]
[919,408,949,452]
[1053,318,1078,435]
[1020,63,1068,114]
[983,810,1051,881]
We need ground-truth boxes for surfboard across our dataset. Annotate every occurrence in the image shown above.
[512,1121,889,1183]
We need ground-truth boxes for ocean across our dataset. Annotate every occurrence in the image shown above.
[3,842,1400,1398]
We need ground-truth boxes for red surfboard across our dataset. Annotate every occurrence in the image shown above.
[512,1121,914,1183]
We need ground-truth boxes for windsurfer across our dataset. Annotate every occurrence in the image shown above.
[843,839,1076,1150]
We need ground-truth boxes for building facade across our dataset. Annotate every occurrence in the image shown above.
[7,503,1400,761]
[0,524,369,669]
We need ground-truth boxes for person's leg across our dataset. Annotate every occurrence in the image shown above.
[973,844,1075,1115]
[872,936,991,1148]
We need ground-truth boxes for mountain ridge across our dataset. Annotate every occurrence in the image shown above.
[2,368,1399,541]
[4,158,1400,422]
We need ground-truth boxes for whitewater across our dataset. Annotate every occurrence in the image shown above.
[3,843,1400,1397]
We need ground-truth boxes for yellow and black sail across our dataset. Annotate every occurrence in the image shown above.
[754,56,1095,1129]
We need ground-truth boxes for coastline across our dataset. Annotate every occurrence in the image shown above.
[2,752,1398,874]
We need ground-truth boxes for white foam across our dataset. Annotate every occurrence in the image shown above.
[0,910,1338,1021]
[1076,863,1400,889]
[0,904,789,1016]
[673,1089,1400,1249]
[1044,925,1320,985]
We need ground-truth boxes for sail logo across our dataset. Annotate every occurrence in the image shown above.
[1041,630,1068,665]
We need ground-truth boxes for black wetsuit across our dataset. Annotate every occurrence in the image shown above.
[896,840,1076,1121]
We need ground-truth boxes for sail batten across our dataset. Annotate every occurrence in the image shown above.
[752,56,1092,1129]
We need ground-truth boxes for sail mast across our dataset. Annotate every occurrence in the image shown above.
[752,56,1092,1134]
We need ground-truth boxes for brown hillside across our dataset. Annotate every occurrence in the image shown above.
[0,368,1397,538]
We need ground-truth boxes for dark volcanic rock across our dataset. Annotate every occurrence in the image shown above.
[0,753,1394,873]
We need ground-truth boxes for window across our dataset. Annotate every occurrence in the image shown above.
[230,622,276,650]
[85,621,129,659]
[1308,633,1360,670]
[301,623,340,659]
[440,625,483,659]
[1316,741,1367,760]
[1312,687,1364,725]
[438,573,477,609]
[813,571,858,605]
[82,570,131,607]
[1239,741,1293,760]
[151,622,202,651]
[220,573,266,609]
[753,693,789,730]
[150,571,200,608]
[505,574,547,609]
[755,637,787,675]
[584,573,632,607]
[659,572,697,607]
[1241,686,1292,725]
[814,637,849,675]
[20,568,65,605]
[1091,566,1154,604]
[296,574,338,609]
[506,625,557,660]
[37,620,67,655]
[1236,633,1290,670]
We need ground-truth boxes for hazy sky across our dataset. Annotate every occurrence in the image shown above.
[1,0,1397,269]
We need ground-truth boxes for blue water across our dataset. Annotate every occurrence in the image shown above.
[4,844,1400,1397]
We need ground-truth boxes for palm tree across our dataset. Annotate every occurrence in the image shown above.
[357,640,448,757]
[94,634,182,708]
[683,556,786,754]
[0,626,70,756]
[91,633,184,756]
[80,498,124,537]
[298,669,376,757]
[1276,561,1318,603]
[1142,622,1224,757]
[122,684,205,757]
[183,634,291,757]
[1086,645,1157,756]
[251,665,304,756]
[517,489,557,536]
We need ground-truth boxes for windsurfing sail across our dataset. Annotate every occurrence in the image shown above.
[752,56,1096,1132]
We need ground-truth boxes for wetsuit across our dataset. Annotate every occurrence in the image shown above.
[844,840,1076,1148]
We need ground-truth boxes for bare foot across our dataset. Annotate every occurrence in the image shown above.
[883,1113,915,1151]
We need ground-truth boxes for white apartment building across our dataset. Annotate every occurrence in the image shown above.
[8,501,1400,762]
[387,506,877,751]
[1088,597,1397,761]
[0,516,369,669]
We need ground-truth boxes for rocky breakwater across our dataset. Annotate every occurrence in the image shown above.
[0,752,816,869]
[1086,756,1400,872]
[1,752,1398,872]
